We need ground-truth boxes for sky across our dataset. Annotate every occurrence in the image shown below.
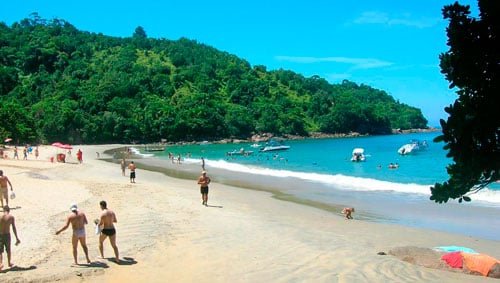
[1,0,480,127]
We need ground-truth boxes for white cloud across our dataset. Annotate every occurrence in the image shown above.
[275,56,393,70]
[353,11,440,28]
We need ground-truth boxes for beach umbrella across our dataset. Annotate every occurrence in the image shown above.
[60,144,73,150]
[4,138,12,143]
[51,142,63,147]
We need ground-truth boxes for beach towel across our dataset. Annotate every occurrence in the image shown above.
[441,251,463,269]
[434,245,477,254]
[461,252,500,276]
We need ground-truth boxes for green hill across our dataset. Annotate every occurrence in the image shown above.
[0,15,428,144]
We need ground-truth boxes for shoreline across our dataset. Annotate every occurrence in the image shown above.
[105,147,500,241]
[0,144,498,282]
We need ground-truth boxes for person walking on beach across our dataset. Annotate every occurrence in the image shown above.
[128,161,136,183]
[55,204,91,265]
[97,200,119,262]
[34,147,39,159]
[201,157,205,170]
[76,149,83,164]
[120,159,127,176]
[12,147,18,160]
[197,171,211,206]
[0,205,20,270]
[0,170,13,208]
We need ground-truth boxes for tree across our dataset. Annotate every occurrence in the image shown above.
[133,26,147,39]
[430,0,499,203]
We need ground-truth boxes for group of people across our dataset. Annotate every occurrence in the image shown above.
[0,199,120,270]
[1,146,40,160]
[55,200,119,265]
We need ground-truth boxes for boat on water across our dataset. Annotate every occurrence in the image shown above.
[351,148,366,162]
[260,140,290,152]
[227,148,254,156]
[398,140,428,155]
[144,144,166,152]
[250,143,261,148]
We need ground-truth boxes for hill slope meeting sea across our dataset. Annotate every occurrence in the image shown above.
[0,16,427,145]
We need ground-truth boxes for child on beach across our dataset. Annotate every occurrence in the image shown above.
[342,207,355,219]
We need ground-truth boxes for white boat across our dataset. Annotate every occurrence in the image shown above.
[398,143,418,155]
[227,148,254,156]
[398,140,427,155]
[351,148,366,162]
[250,143,261,148]
[260,141,290,152]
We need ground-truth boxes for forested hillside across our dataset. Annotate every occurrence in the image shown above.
[0,15,428,144]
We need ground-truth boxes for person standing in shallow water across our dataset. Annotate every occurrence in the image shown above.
[120,159,127,176]
[197,171,211,206]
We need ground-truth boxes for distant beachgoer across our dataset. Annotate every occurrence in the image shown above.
[13,147,18,160]
[34,147,39,159]
[201,157,205,170]
[128,161,136,183]
[120,159,127,176]
[177,154,181,164]
[197,171,211,206]
[76,149,83,164]
[22,147,27,160]
[55,204,91,265]
[0,205,21,270]
[0,170,13,208]
[98,200,119,262]
[342,207,355,219]
[96,152,100,158]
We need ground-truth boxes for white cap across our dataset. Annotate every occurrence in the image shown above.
[70,203,78,212]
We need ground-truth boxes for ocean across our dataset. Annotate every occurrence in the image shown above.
[134,131,500,240]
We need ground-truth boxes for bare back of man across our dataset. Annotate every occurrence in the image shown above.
[98,201,119,262]
[56,207,91,265]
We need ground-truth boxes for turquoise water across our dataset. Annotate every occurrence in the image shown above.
[136,132,500,240]
[153,132,499,205]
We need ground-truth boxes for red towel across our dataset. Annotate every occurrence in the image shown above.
[441,251,463,269]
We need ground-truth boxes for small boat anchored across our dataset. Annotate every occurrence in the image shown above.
[227,148,254,156]
[351,148,366,162]
[398,140,428,155]
[260,140,290,152]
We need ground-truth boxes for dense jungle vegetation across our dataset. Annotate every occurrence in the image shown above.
[0,15,428,144]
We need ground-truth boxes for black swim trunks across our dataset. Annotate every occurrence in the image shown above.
[0,233,11,253]
[101,228,116,236]
[130,171,136,179]
[200,186,209,194]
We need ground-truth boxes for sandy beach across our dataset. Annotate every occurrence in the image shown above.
[0,145,498,282]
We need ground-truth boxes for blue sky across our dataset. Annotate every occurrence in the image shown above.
[1,0,479,126]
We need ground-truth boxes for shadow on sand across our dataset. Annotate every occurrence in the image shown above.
[100,257,137,266]
[0,265,37,273]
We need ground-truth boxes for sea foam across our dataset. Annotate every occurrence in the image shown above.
[195,158,500,206]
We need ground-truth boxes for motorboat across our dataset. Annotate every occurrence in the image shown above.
[227,148,254,156]
[398,140,428,155]
[250,143,261,148]
[351,148,366,162]
[260,140,290,152]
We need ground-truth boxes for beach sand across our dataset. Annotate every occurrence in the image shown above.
[0,145,498,282]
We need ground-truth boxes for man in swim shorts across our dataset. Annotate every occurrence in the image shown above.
[0,205,20,270]
[197,171,211,206]
[98,200,119,262]
[55,204,91,265]
[128,161,136,183]
[0,170,13,208]
[342,207,355,219]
